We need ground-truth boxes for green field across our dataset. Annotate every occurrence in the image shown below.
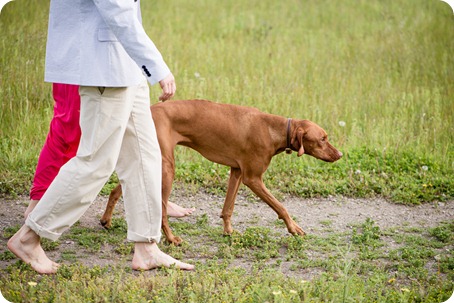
[1,0,453,202]
[1,0,453,302]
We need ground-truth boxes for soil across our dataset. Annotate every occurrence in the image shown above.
[1,190,453,275]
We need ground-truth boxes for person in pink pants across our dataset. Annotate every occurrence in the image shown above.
[28,83,81,204]
[25,83,195,219]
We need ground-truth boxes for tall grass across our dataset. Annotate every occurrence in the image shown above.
[1,0,453,201]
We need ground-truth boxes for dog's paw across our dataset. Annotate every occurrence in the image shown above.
[166,236,183,246]
[223,225,234,235]
[100,219,112,229]
[289,225,306,237]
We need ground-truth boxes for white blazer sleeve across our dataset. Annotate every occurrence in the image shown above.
[92,0,170,85]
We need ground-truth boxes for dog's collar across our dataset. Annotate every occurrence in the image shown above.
[285,118,292,154]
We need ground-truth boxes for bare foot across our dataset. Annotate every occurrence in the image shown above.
[24,199,39,219]
[167,202,195,218]
[7,225,59,274]
[132,242,194,271]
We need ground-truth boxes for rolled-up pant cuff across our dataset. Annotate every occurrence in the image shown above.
[127,231,161,243]
[26,216,61,241]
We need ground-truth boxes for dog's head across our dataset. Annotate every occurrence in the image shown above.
[290,120,342,162]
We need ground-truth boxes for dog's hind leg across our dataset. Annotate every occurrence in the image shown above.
[220,167,242,235]
[100,184,122,229]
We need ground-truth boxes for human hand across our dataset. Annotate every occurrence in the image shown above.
[158,73,176,101]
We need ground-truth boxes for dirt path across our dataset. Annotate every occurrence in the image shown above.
[1,190,453,271]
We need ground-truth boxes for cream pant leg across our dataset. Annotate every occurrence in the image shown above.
[26,80,162,242]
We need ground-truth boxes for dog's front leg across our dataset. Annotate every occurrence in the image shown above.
[243,177,306,236]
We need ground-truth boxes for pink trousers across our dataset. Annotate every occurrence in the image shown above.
[30,83,81,200]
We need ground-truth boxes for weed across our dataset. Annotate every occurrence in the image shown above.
[114,243,134,256]
[230,227,280,260]
[2,225,20,239]
[430,221,454,243]
[60,250,78,263]
[0,251,15,261]
[283,235,307,259]
[352,218,381,245]
[40,239,60,251]
[351,218,384,261]
[320,220,333,227]
[196,213,209,227]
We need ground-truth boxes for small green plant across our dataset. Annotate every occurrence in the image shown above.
[195,213,209,227]
[60,250,78,262]
[41,238,60,251]
[0,251,15,261]
[283,235,307,259]
[429,221,454,243]
[351,218,383,260]
[2,225,20,239]
[115,243,134,256]
[351,218,381,245]
[229,227,280,260]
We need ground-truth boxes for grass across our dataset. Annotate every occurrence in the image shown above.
[174,146,454,203]
[0,0,453,202]
[1,215,453,302]
[1,0,453,302]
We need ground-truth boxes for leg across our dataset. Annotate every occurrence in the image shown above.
[114,81,193,268]
[100,184,194,230]
[114,82,162,242]
[7,225,59,274]
[101,147,194,243]
[11,85,129,274]
[100,184,122,228]
[25,85,133,241]
[132,242,194,270]
[160,148,181,244]
[27,84,81,218]
[24,200,39,219]
[220,167,242,235]
[242,172,305,236]
[167,202,195,218]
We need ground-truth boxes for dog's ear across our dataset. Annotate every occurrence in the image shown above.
[291,129,305,157]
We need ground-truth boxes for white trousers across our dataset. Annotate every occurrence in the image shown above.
[26,80,162,242]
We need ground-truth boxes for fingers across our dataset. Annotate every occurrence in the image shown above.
[159,73,176,101]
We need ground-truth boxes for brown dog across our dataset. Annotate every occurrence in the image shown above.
[100,99,342,244]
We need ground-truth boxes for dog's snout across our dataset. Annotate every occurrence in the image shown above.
[328,149,342,162]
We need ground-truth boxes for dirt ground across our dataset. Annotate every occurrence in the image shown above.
[0,190,453,272]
